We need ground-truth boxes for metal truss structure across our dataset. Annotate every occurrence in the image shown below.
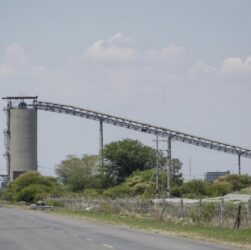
[34,101,251,160]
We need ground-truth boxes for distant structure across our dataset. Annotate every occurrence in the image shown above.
[0,174,9,188]
[2,96,37,180]
[2,95,251,183]
[204,171,230,182]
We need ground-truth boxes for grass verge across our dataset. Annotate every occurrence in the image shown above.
[53,208,251,249]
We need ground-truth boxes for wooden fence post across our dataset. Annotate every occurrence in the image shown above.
[180,198,184,218]
[220,198,224,227]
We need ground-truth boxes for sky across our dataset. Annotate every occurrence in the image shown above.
[0,0,251,179]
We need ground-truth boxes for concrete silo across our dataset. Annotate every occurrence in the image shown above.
[3,97,38,180]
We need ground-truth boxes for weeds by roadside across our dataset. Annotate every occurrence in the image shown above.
[53,207,251,249]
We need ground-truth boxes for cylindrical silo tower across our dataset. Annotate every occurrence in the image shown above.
[2,96,38,180]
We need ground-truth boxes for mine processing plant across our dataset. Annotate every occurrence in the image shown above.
[2,96,251,181]
[3,96,37,180]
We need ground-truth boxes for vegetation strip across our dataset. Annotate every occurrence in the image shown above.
[53,208,251,249]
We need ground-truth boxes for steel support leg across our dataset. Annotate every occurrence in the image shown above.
[99,120,104,169]
[238,153,241,175]
[167,135,172,198]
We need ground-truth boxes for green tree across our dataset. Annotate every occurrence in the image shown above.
[103,139,156,185]
[56,154,100,192]
[170,158,183,185]
[158,157,183,190]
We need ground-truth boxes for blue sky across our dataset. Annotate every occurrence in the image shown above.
[1,0,251,178]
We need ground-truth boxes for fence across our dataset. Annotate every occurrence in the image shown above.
[46,196,251,229]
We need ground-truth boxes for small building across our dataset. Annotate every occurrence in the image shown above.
[204,171,230,182]
[0,175,9,188]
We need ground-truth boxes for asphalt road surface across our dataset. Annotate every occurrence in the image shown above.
[0,207,239,250]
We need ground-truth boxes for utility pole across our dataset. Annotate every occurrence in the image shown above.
[155,136,172,198]
[155,135,159,198]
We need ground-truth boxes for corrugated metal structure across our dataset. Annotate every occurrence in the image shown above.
[3,97,37,180]
[204,171,230,182]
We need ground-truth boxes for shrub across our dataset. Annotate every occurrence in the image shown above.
[103,184,131,199]
[190,202,216,223]
[170,186,182,197]
[210,181,233,196]
[125,169,155,198]
[180,180,209,198]
[2,171,64,203]
[132,182,152,196]
[17,184,47,203]
[98,202,115,214]
[216,174,251,191]
[201,203,216,222]
[82,188,102,197]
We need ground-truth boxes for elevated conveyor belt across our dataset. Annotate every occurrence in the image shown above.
[34,101,251,159]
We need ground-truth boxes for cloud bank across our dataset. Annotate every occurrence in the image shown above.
[1,33,250,104]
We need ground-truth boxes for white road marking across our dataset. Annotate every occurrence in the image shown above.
[103,244,114,249]
[59,230,65,233]
[87,238,94,241]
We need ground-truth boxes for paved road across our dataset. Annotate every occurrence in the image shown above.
[0,207,239,250]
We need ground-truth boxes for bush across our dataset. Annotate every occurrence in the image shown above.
[2,171,64,203]
[125,169,155,198]
[180,180,209,198]
[98,202,115,214]
[216,174,251,191]
[190,203,216,223]
[209,181,233,197]
[103,184,131,199]
[102,168,177,199]
[82,188,102,197]
[17,184,48,203]
[132,182,152,196]
[170,186,182,197]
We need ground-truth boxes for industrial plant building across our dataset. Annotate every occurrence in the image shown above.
[3,96,38,180]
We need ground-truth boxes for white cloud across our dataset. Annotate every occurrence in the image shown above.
[85,33,137,63]
[108,32,133,47]
[0,43,31,77]
[0,43,47,78]
[84,34,186,68]
[4,43,29,68]
[222,55,251,74]
[145,44,185,63]
[0,64,17,77]
[187,62,216,77]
